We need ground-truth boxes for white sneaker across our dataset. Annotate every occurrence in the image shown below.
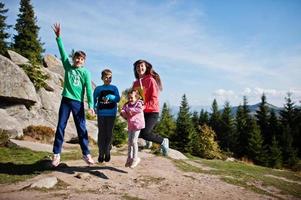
[52,154,60,167]
[82,154,95,165]
[130,157,141,168]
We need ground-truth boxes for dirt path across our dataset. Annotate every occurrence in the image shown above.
[0,148,275,200]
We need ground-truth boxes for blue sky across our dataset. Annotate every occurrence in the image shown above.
[3,0,301,110]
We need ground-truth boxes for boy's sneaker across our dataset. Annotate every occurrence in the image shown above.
[130,157,141,168]
[161,138,169,156]
[51,154,60,167]
[82,154,95,165]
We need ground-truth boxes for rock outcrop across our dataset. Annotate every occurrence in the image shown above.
[43,54,64,77]
[6,50,30,65]
[0,54,38,108]
[0,51,97,140]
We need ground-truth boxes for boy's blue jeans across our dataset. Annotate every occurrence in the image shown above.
[53,97,90,155]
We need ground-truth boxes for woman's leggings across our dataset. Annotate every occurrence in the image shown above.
[138,112,164,144]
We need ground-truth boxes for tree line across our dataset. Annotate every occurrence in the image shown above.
[155,93,301,169]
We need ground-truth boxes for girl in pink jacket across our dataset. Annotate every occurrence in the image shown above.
[121,89,145,168]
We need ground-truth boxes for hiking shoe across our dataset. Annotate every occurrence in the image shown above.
[51,154,60,167]
[145,141,153,149]
[104,152,111,162]
[130,157,141,168]
[125,158,132,167]
[161,138,169,156]
[82,154,95,165]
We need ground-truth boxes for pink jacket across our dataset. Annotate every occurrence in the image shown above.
[121,100,145,132]
[132,74,160,113]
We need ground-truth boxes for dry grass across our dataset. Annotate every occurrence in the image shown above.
[22,125,55,144]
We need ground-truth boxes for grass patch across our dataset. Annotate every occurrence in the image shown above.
[0,144,99,185]
[174,158,301,199]
[0,146,52,184]
[173,159,205,173]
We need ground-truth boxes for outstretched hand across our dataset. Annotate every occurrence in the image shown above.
[52,23,60,38]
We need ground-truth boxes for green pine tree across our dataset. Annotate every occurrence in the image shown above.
[268,136,282,168]
[173,94,195,153]
[209,99,221,142]
[199,109,209,126]
[0,2,11,55]
[234,96,250,157]
[246,117,265,165]
[255,94,271,146]
[13,0,44,64]
[280,125,298,167]
[268,109,281,142]
[280,93,300,159]
[154,102,176,139]
[191,111,199,130]
[220,101,235,153]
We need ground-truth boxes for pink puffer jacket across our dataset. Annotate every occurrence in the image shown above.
[121,100,145,132]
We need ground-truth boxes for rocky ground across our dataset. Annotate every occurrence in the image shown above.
[0,140,280,200]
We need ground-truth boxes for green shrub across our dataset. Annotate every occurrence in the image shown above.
[193,125,223,159]
[19,63,49,90]
[112,116,127,147]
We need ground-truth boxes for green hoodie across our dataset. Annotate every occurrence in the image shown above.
[56,37,94,109]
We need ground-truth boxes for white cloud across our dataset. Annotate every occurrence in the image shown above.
[213,89,238,104]
[241,87,301,106]
[213,87,301,107]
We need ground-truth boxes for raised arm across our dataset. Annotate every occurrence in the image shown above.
[52,22,70,68]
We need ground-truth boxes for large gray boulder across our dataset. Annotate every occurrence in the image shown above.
[6,50,30,65]
[38,67,63,111]
[0,54,38,108]
[43,54,64,77]
[0,109,23,138]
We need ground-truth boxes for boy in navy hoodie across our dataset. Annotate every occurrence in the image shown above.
[93,69,120,163]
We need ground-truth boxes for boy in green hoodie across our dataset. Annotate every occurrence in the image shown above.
[51,23,95,167]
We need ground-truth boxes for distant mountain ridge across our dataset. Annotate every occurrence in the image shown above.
[169,103,282,117]
[226,102,282,116]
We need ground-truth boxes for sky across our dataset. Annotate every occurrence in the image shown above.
[3,0,301,110]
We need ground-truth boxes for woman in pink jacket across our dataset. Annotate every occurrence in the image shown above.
[132,59,169,156]
[121,89,145,168]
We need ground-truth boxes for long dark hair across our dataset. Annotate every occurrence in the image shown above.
[133,59,163,91]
